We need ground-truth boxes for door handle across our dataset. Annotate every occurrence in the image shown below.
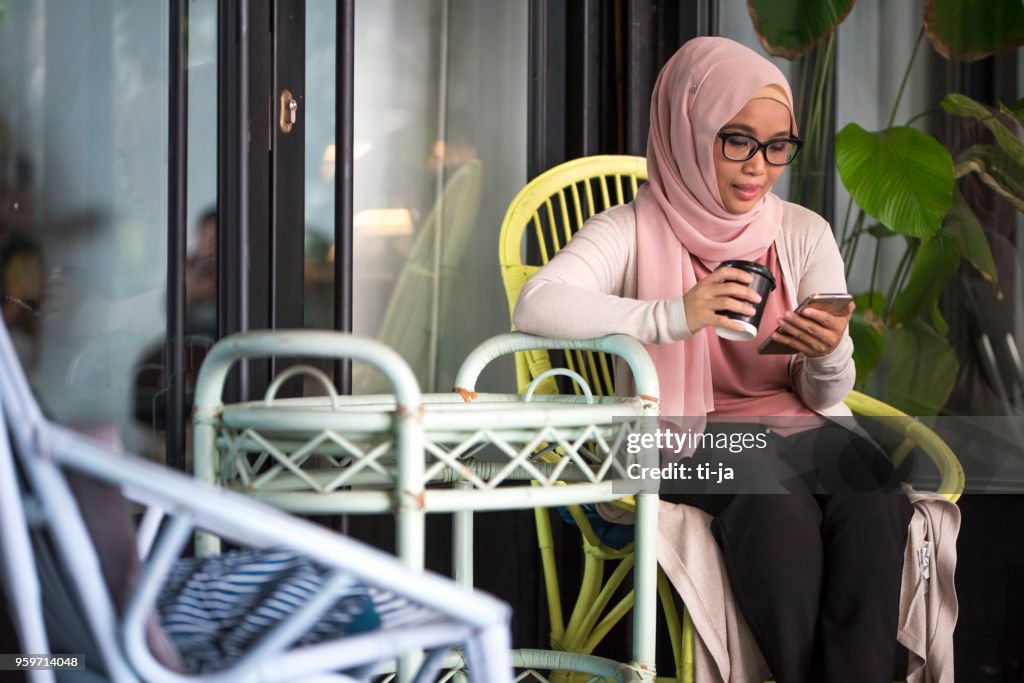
[279,89,299,134]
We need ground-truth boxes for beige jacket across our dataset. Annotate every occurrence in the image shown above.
[655,490,959,682]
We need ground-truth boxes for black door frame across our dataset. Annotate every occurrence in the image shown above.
[165,0,325,469]
[527,0,718,178]
[166,0,189,471]
[216,0,306,402]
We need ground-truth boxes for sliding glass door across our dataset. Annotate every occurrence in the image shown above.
[0,0,526,468]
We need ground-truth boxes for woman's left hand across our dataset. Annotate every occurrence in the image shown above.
[771,302,855,358]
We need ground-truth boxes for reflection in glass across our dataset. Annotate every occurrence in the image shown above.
[0,1,218,466]
[304,0,526,394]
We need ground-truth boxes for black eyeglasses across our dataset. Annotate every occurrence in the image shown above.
[716,132,803,166]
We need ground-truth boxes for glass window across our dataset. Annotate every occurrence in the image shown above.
[0,1,170,459]
[305,0,527,394]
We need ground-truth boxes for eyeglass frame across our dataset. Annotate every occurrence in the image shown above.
[715,131,803,166]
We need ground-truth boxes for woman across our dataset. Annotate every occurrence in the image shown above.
[513,37,913,682]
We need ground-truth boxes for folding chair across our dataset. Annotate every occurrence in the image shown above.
[0,316,514,683]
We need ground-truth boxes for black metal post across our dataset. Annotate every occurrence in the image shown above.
[334,0,355,393]
[270,0,306,390]
[245,1,272,397]
[581,0,602,156]
[217,0,247,403]
[166,0,188,472]
[679,0,718,38]
[625,0,656,156]
[528,0,567,178]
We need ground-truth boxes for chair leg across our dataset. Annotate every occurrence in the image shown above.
[535,506,566,644]
[569,548,630,651]
[630,493,658,682]
[682,608,696,683]
[580,568,637,652]
[657,569,684,682]
[453,483,473,587]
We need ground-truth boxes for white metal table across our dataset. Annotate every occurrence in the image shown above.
[193,331,662,683]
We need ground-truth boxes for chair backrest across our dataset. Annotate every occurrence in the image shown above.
[0,315,132,681]
[499,155,647,397]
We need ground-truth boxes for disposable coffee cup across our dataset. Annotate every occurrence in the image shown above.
[713,260,776,341]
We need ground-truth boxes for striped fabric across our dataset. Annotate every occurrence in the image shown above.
[157,548,437,675]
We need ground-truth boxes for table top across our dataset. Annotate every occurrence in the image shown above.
[203,390,656,504]
[217,391,654,436]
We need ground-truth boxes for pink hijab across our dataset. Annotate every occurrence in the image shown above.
[635,36,796,417]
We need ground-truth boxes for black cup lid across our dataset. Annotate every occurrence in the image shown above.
[718,259,776,288]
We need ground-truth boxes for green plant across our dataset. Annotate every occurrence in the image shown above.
[749,0,1024,61]
[835,46,1021,415]
[747,0,1024,414]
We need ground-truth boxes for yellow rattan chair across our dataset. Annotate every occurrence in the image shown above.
[498,154,964,682]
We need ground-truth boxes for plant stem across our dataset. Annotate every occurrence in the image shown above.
[868,234,882,308]
[887,28,925,128]
[839,195,855,247]
[844,211,867,279]
[895,240,918,296]
[882,247,911,319]
[905,106,940,128]
[815,34,836,206]
[882,240,918,320]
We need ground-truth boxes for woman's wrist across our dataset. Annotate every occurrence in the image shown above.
[668,297,693,339]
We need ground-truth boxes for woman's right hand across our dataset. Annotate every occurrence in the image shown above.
[682,266,762,335]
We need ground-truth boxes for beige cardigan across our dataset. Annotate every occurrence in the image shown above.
[513,201,959,681]
[651,491,959,683]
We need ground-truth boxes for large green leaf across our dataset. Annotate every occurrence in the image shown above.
[954,144,1024,213]
[924,0,1024,62]
[747,0,855,59]
[849,292,886,386]
[945,188,999,289]
[942,93,1024,162]
[890,230,961,324]
[886,321,958,415]
[835,124,954,238]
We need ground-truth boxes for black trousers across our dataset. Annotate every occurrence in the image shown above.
[660,422,914,683]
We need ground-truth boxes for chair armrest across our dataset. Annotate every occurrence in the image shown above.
[48,425,511,683]
[53,426,507,625]
[845,390,965,501]
[454,333,660,405]
[190,331,428,557]
[193,330,422,418]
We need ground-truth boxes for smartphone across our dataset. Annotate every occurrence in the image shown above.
[756,293,854,355]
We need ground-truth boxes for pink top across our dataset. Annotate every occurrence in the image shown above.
[693,247,823,428]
